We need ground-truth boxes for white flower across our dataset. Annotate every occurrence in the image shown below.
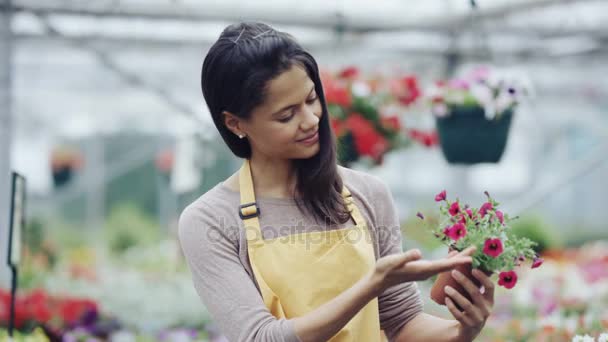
[572,334,595,342]
[351,81,371,97]
[599,333,608,342]
[483,103,497,120]
[495,91,514,116]
[432,103,448,118]
[470,83,493,105]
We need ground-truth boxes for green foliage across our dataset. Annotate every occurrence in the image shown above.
[509,215,561,253]
[0,328,50,341]
[104,202,161,255]
[24,218,44,253]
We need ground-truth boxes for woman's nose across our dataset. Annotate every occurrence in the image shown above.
[300,108,320,131]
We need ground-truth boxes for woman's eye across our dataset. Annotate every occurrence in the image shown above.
[306,96,318,104]
[278,114,294,123]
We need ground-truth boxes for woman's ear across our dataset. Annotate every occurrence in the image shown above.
[223,111,247,138]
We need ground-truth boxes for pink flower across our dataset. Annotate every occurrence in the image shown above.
[416,212,424,220]
[459,208,476,224]
[446,223,467,241]
[458,215,467,225]
[495,210,504,224]
[449,202,460,216]
[483,238,504,258]
[465,209,474,218]
[435,190,447,202]
[532,257,544,269]
[479,202,493,217]
[498,271,518,289]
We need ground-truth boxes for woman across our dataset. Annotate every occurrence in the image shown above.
[178,22,495,342]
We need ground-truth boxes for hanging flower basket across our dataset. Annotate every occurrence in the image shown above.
[50,147,84,188]
[435,106,513,164]
[322,67,419,167]
[427,66,533,165]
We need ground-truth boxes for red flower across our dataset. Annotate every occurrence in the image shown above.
[391,75,421,106]
[23,288,52,323]
[532,257,544,269]
[446,223,467,241]
[498,271,518,289]
[58,298,98,326]
[407,129,439,147]
[479,202,493,217]
[435,190,447,202]
[338,66,359,80]
[465,209,475,219]
[449,202,460,216]
[483,238,504,258]
[155,149,174,173]
[495,210,504,224]
[346,114,389,162]
[330,118,347,137]
[380,116,401,132]
[324,83,352,108]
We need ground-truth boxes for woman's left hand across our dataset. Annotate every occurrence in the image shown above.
[444,268,495,342]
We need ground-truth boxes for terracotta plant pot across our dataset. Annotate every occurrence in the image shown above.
[430,262,492,309]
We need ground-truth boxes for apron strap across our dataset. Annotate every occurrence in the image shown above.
[341,185,365,227]
[239,159,264,247]
[238,160,366,245]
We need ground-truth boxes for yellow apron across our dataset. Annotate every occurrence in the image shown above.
[238,159,385,341]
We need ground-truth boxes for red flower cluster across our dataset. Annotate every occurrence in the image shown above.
[346,114,390,162]
[407,129,439,147]
[0,288,98,329]
[390,75,421,106]
[425,190,543,292]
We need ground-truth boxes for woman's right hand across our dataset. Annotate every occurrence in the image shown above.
[370,247,475,294]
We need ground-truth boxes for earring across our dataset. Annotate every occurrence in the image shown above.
[238,134,245,139]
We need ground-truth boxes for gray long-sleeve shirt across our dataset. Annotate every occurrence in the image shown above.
[178,166,423,342]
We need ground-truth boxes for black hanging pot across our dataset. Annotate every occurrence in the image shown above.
[435,106,514,164]
[52,165,73,188]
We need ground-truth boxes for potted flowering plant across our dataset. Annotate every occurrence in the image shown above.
[417,190,543,306]
[427,66,532,164]
[322,67,419,166]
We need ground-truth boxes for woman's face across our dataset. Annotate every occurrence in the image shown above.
[228,64,322,160]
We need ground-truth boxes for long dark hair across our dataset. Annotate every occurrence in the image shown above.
[201,22,351,225]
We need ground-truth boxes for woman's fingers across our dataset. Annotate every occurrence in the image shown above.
[456,246,477,257]
[429,255,473,274]
[444,285,484,323]
[398,249,422,266]
[472,269,495,304]
[384,249,422,270]
[445,297,475,326]
[451,270,489,316]
[404,255,472,280]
